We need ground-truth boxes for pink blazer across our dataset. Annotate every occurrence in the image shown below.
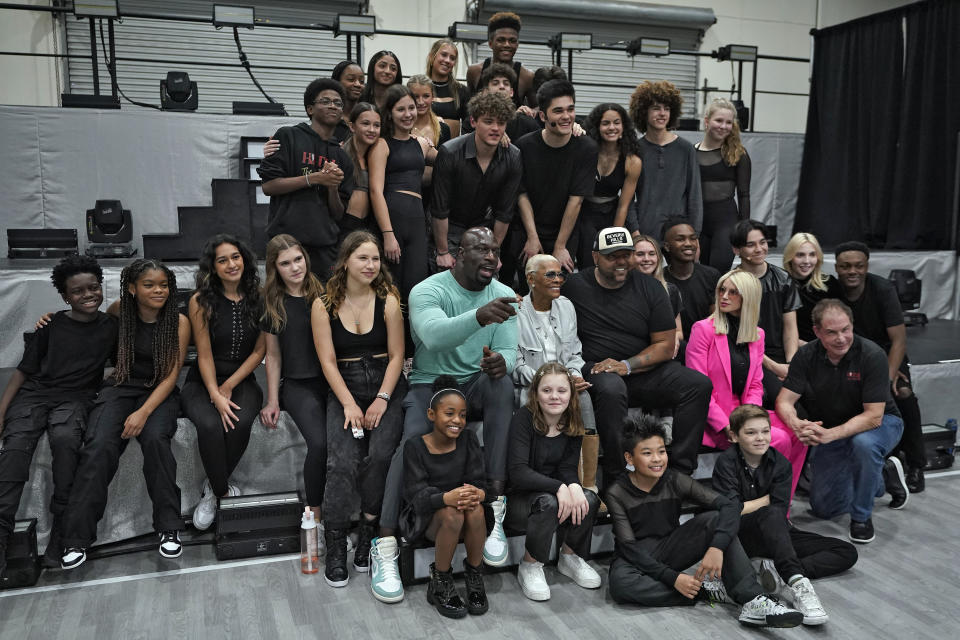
[686,317,765,448]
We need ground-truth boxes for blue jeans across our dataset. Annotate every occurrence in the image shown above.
[809,414,904,522]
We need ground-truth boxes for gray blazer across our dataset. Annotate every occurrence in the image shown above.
[514,294,586,387]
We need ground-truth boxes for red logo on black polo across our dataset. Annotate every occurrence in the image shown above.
[846,371,861,381]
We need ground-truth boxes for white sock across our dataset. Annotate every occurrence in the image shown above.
[788,574,804,586]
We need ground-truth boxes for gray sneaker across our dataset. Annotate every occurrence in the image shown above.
[739,595,804,628]
[791,577,828,625]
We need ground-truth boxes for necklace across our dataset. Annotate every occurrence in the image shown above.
[342,292,373,331]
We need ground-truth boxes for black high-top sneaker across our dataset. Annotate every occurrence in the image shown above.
[353,518,377,573]
[426,562,467,619]
[324,527,349,587]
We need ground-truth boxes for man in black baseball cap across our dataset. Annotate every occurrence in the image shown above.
[562,227,712,485]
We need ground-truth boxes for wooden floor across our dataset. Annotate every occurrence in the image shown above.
[2,471,959,639]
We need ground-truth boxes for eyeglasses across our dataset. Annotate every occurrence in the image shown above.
[717,286,741,297]
[314,98,344,109]
[542,271,567,280]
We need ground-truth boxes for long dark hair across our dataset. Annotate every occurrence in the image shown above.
[194,234,261,328]
[379,84,415,138]
[344,101,379,169]
[360,50,403,103]
[322,231,400,317]
[261,234,324,333]
[116,259,180,386]
[585,102,641,159]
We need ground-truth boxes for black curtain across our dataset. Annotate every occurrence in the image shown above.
[888,0,960,249]
[794,12,905,248]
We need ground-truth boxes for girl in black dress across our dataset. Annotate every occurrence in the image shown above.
[182,235,265,531]
[402,376,489,619]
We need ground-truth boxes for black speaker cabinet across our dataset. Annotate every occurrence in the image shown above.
[1,519,42,590]
[214,492,303,561]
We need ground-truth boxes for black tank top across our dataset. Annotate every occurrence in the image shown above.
[475,58,523,107]
[330,296,388,359]
[129,317,158,384]
[593,155,626,198]
[191,292,261,381]
[384,137,424,194]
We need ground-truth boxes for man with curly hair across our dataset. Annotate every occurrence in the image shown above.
[467,11,536,107]
[431,92,522,269]
[0,255,117,574]
[629,80,702,238]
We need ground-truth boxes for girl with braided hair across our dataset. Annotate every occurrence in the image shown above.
[182,235,266,531]
[60,259,191,569]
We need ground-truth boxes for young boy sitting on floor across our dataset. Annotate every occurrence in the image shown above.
[711,404,859,626]
[605,413,802,628]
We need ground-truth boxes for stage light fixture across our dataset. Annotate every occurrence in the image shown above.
[627,37,671,57]
[334,14,376,37]
[550,32,593,51]
[160,71,199,111]
[213,4,255,29]
[73,1,118,19]
[448,22,488,42]
[86,199,137,258]
[717,44,758,62]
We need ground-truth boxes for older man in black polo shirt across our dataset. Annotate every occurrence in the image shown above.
[563,227,712,485]
[776,299,906,544]
[431,92,521,270]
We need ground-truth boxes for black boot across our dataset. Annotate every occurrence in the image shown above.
[426,562,467,619]
[462,559,489,615]
[324,527,349,587]
[906,466,925,493]
[42,519,63,569]
[353,518,377,573]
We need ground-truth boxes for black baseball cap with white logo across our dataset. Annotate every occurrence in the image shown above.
[593,227,633,255]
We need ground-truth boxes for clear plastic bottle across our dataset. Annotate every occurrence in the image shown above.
[300,507,319,574]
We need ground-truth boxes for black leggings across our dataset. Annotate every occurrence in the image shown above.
[385,191,429,298]
[281,377,328,507]
[181,375,262,497]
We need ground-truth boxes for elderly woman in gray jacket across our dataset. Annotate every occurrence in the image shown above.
[515,254,601,496]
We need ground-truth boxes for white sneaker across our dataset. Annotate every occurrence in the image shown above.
[738,595,804,628]
[227,484,240,497]
[557,553,601,589]
[483,495,509,566]
[757,558,785,595]
[791,577,828,625]
[517,560,551,601]
[370,536,404,603]
[192,480,217,531]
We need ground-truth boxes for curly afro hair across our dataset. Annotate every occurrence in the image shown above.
[51,254,103,295]
[629,80,683,133]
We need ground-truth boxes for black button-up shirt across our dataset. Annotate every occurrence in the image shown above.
[430,132,522,229]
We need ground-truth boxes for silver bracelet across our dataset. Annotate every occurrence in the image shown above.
[376,392,390,401]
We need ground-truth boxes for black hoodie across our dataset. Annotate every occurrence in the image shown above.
[257,122,354,247]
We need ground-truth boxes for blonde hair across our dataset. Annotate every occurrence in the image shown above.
[704,98,746,166]
[712,270,761,344]
[782,232,829,292]
[406,74,442,146]
[425,38,464,111]
[634,234,669,293]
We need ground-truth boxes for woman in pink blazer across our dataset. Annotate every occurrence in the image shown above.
[686,269,806,500]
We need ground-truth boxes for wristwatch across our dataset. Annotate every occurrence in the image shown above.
[376,392,391,401]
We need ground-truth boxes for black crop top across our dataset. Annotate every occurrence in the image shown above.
[591,155,626,199]
[330,296,388,359]
[431,81,469,121]
[384,137,424,194]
